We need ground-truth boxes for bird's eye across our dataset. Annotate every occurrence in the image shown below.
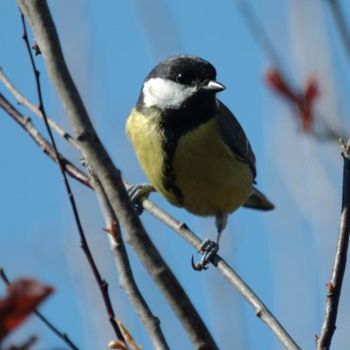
[176,72,193,85]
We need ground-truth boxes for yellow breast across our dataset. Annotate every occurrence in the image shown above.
[126,108,179,206]
[173,119,253,216]
[126,109,253,216]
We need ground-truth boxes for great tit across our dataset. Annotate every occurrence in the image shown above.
[126,55,274,270]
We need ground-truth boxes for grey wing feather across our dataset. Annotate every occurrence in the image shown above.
[216,100,257,179]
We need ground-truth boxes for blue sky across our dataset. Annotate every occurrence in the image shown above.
[1,1,350,349]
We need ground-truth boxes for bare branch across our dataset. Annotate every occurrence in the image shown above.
[317,144,350,349]
[0,268,80,350]
[16,1,219,348]
[18,11,127,345]
[0,68,79,150]
[0,93,91,188]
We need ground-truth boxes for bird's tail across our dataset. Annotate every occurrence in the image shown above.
[243,187,275,211]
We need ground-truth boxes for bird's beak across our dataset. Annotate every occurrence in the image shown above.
[201,80,226,92]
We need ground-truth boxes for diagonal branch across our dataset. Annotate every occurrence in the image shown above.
[0,93,300,350]
[317,142,350,350]
[0,93,91,188]
[0,68,79,150]
[18,11,126,346]
[0,268,79,350]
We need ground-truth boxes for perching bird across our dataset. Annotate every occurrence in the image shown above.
[126,55,274,270]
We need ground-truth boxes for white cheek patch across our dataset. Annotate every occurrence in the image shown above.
[142,78,196,110]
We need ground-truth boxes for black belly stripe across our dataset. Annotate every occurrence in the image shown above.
[161,134,185,206]
[148,93,217,205]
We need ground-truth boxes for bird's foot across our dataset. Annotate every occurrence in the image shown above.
[191,239,219,271]
[128,183,155,215]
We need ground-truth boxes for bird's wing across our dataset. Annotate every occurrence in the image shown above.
[216,100,257,179]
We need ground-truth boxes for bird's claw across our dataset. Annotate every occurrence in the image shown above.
[191,239,219,271]
[127,183,154,215]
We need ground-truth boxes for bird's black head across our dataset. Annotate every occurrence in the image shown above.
[147,55,217,87]
[138,55,225,111]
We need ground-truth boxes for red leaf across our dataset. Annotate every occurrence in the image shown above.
[298,102,313,132]
[265,69,298,103]
[298,78,319,132]
[305,78,319,105]
[0,279,54,342]
[265,68,319,133]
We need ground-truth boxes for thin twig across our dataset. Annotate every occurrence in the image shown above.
[0,93,92,189]
[327,0,350,63]
[0,68,79,150]
[1,94,300,350]
[17,1,218,348]
[18,10,127,346]
[0,268,79,350]
[317,143,350,349]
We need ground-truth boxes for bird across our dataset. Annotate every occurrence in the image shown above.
[125,55,274,271]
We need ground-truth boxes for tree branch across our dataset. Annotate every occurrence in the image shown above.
[317,142,350,349]
[16,1,217,348]
[0,68,79,150]
[0,268,80,350]
[0,93,92,189]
